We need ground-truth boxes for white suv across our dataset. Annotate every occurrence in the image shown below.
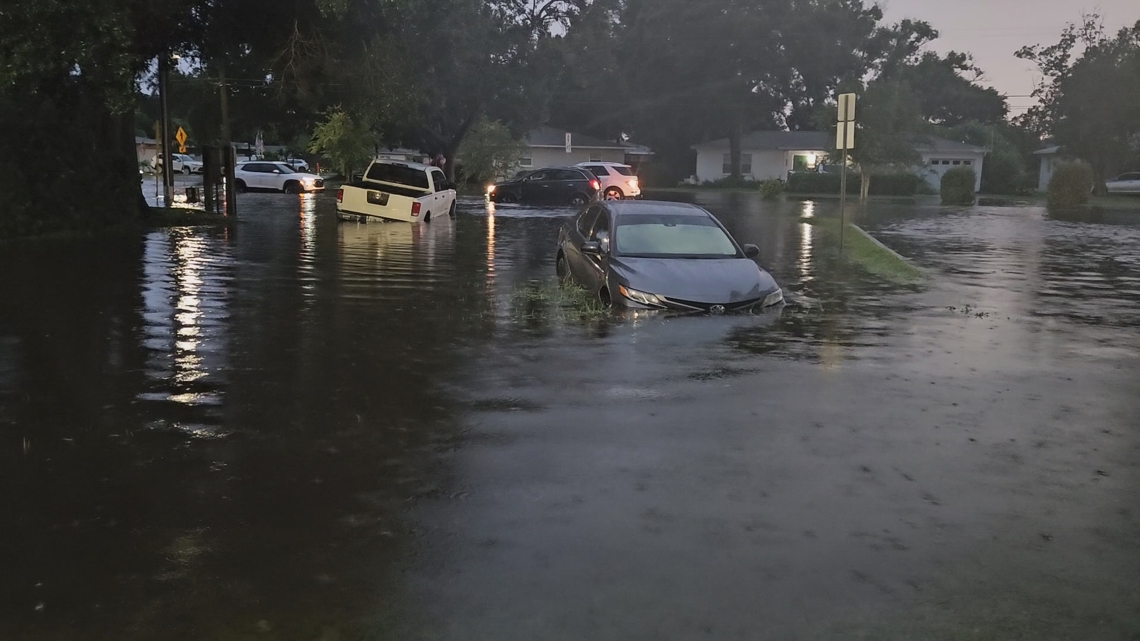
[234,161,325,193]
[153,153,203,175]
[577,162,641,200]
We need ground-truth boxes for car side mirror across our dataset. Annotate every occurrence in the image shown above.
[273,169,281,174]
[743,244,760,258]
[581,241,602,255]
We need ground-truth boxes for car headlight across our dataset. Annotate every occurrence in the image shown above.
[487,185,496,194]
[619,285,664,307]
[762,288,784,307]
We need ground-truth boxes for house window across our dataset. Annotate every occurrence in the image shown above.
[589,152,602,162]
[963,160,973,166]
[519,154,533,167]
[952,160,961,165]
[930,159,940,166]
[722,153,752,175]
[941,160,951,165]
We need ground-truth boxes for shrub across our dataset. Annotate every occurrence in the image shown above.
[870,173,924,196]
[940,167,977,205]
[1047,160,1094,208]
[759,179,784,199]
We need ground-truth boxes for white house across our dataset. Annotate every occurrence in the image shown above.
[1034,146,1062,191]
[692,131,831,183]
[135,136,158,166]
[515,126,652,173]
[692,131,987,192]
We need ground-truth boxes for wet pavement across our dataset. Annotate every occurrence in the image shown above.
[2,192,1139,639]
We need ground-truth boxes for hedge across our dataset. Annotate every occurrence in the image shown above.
[1047,160,1094,208]
[785,171,926,196]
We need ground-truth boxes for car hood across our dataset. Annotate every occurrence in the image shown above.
[609,256,778,304]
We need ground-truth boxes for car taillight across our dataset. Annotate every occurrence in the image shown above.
[590,179,600,191]
[411,202,421,217]
[336,188,343,203]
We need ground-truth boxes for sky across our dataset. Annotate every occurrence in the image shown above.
[879,0,1140,114]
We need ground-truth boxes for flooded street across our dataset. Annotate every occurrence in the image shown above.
[2,193,1139,639]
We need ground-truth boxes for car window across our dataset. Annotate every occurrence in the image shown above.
[430,170,448,192]
[591,209,610,239]
[583,165,609,178]
[577,206,602,235]
[273,163,295,174]
[365,163,430,189]
[526,171,549,182]
[611,165,634,176]
[615,213,738,257]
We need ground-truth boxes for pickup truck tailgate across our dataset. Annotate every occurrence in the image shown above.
[338,182,425,222]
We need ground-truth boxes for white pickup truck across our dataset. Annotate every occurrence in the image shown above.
[336,160,456,223]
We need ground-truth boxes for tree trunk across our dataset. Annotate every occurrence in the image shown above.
[860,171,871,202]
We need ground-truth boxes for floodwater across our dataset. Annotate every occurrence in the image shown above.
[2,192,1139,639]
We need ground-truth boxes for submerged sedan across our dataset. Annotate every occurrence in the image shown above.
[556,201,783,312]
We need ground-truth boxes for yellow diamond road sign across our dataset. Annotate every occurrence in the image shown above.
[175,126,188,153]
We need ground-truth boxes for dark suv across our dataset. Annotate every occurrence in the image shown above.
[488,167,600,205]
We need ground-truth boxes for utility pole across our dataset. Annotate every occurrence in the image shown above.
[158,55,174,208]
[219,65,237,217]
[836,93,856,252]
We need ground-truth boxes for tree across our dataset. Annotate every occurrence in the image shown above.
[1017,17,1140,189]
[846,80,924,201]
[456,117,524,184]
[308,109,376,178]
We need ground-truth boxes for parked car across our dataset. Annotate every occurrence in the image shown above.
[556,200,784,312]
[1105,172,1140,194]
[576,162,642,200]
[284,158,310,172]
[488,167,599,205]
[153,153,203,174]
[336,159,456,223]
[233,161,325,193]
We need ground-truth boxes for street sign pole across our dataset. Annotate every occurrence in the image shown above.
[836,93,856,253]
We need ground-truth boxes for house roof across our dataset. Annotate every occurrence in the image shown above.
[693,131,830,152]
[135,136,156,145]
[1033,145,1062,156]
[693,130,988,155]
[524,125,633,151]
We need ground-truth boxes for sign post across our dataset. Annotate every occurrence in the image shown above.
[175,127,188,154]
[836,93,856,251]
[565,132,572,154]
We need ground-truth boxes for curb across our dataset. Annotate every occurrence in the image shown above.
[849,223,928,275]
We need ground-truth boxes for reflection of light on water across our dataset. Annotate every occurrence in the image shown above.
[799,222,814,283]
[299,195,318,299]
[801,200,815,219]
[486,212,496,279]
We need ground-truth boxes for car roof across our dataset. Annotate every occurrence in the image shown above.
[605,200,711,218]
[577,161,631,167]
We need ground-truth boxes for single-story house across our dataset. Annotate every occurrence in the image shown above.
[517,126,652,173]
[692,131,987,192]
[1034,146,1062,191]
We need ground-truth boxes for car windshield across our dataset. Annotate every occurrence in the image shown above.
[615,214,738,258]
[273,163,296,174]
[366,163,429,189]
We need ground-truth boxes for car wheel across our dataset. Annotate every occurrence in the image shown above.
[556,253,570,283]
[604,187,623,200]
[235,179,247,193]
[284,181,302,194]
[448,201,456,217]
[598,287,612,307]
[570,193,589,206]
[424,212,432,222]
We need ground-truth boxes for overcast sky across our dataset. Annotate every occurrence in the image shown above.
[879,0,1139,114]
